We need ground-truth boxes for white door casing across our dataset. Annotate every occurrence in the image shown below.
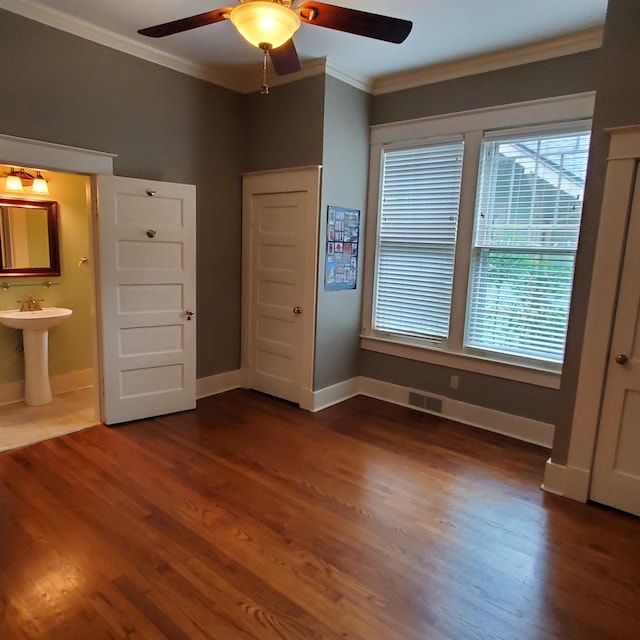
[543,126,640,505]
[241,167,321,408]
[95,175,197,425]
[589,165,640,516]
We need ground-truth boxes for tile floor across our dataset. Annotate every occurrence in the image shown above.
[0,387,99,452]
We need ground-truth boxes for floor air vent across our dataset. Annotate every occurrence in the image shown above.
[408,391,443,413]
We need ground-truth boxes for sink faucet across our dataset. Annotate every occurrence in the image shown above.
[18,297,43,312]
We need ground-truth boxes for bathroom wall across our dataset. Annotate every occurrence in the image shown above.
[0,167,94,400]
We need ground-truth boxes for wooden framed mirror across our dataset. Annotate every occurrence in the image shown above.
[0,197,60,276]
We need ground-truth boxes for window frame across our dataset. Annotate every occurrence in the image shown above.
[361,93,595,389]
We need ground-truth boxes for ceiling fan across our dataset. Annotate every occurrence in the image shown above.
[138,0,413,91]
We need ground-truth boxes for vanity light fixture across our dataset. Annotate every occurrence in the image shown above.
[4,167,50,195]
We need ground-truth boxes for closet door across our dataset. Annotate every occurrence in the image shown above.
[95,175,197,425]
[590,165,640,516]
[241,167,320,407]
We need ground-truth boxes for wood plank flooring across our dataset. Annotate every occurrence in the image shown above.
[1,389,639,639]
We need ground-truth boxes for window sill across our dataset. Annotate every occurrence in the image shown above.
[360,333,561,389]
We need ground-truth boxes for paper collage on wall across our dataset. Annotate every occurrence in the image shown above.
[325,206,360,291]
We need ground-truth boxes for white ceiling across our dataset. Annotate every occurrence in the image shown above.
[2,0,608,93]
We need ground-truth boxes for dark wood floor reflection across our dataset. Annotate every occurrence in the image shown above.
[1,389,639,639]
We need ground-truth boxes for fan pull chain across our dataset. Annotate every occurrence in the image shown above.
[260,46,269,95]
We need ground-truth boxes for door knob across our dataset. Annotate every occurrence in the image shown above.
[615,354,628,364]
[293,306,302,315]
[185,309,194,321]
[146,229,157,238]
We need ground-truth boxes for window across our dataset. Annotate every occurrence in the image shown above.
[363,95,594,380]
[374,140,464,339]
[466,130,590,363]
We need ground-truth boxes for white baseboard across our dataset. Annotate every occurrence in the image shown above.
[196,369,244,399]
[0,368,95,406]
[443,397,554,448]
[314,376,554,448]
[51,368,96,395]
[194,371,554,448]
[542,458,590,502]
[309,377,362,412]
[541,458,567,495]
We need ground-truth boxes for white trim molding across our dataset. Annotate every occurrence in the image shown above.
[372,27,603,95]
[554,125,640,501]
[309,376,554,448]
[542,458,591,502]
[0,368,95,406]
[370,92,596,146]
[0,133,115,175]
[0,0,602,96]
[194,370,553,448]
[196,369,245,400]
[0,0,235,89]
[310,377,362,412]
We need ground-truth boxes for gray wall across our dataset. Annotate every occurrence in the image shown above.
[553,0,640,463]
[363,49,601,424]
[0,9,245,379]
[243,76,325,172]
[314,76,370,390]
[1,5,618,433]
[372,50,600,126]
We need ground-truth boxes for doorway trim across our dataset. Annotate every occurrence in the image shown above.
[0,134,115,175]
[543,126,640,500]
[0,132,116,417]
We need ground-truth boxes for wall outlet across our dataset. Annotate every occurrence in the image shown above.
[450,375,459,390]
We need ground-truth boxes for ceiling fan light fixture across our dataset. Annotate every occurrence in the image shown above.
[229,1,300,49]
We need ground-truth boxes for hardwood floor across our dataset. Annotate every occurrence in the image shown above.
[1,389,639,639]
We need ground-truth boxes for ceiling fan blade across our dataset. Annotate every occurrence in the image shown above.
[297,1,412,44]
[269,40,302,75]
[138,8,230,38]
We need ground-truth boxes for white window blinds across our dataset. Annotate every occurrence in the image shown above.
[465,129,591,362]
[374,140,464,339]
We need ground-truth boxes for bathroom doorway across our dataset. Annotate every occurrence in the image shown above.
[0,134,199,448]
[0,164,99,451]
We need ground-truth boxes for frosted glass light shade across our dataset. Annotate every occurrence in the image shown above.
[31,173,50,195]
[5,174,24,192]
[230,1,300,49]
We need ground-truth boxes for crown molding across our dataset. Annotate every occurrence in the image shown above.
[372,26,604,96]
[0,0,371,94]
[324,61,371,93]
[1,1,603,97]
[0,0,241,91]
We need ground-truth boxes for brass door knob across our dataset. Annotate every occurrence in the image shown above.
[293,306,302,315]
[615,354,628,365]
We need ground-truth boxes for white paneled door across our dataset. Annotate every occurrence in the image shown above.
[242,167,320,407]
[590,165,640,516]
[95,175,196,425]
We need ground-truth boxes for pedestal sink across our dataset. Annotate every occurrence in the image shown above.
[0,307,73,406]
